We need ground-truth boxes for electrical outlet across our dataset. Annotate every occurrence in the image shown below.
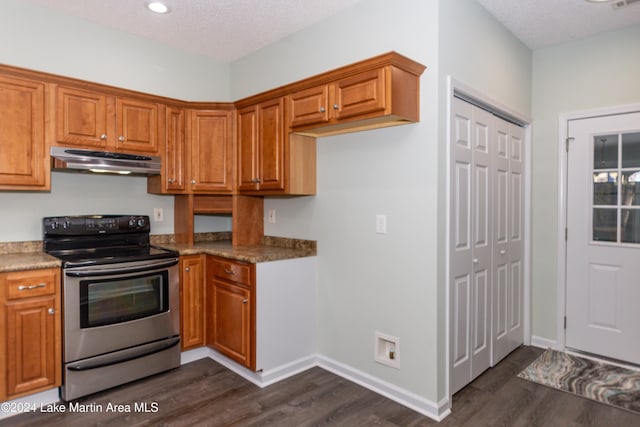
[376,214,387,234]
[267,209,276,224]
[153,208,163,222]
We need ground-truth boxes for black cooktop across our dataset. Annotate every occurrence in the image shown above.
[43,215,177,268]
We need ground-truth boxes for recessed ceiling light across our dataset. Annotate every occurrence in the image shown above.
[147,2,170,14]
[584,0,613,3]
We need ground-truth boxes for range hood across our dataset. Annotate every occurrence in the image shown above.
[51,147,161,176]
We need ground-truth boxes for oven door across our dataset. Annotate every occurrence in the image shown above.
[63,258,180,363]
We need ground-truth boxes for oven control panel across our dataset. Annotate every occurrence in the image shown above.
[43,215,150,236]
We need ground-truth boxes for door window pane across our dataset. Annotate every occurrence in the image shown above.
[593,134,618,170]
[622,132,640,168]
[593,208,617,242]
[621,171,640,206]
[621,209,640,243]
[593,172,618,206]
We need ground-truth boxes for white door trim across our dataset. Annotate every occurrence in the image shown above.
[557,103,640,352]
[446,76,532,402]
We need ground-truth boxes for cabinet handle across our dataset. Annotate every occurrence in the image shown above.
[18,283,47,291]
[242,299,248,304]
[333,104,339,110]
[224,268,234,275]
[100,134,107,140]
[319,107,326,113]
[118,135,125,142]
[48,308,55,315]
[185,267,190,272]
[251,178,262,184]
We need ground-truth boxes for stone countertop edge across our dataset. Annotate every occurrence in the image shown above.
[0,252,61,273]
[157,237,317,264]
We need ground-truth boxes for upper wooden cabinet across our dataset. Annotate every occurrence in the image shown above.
[55,86,160,155]
[0,75,49,191]
[287,63,422,137]
[237,98,316,195]
[188,109,235,193]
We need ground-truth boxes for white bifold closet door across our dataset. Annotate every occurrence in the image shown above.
[450,97,524,394]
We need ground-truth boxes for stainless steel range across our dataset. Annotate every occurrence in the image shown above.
[43,215,181,401]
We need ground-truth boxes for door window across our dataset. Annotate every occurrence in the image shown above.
[592,132,640,244]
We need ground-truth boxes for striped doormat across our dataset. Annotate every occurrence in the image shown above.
[518,349,640,414]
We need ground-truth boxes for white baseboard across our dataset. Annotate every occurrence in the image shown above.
[0,389,59,420]
[530,335,558,350]
[180,347,210,365]
[316,354,449,422]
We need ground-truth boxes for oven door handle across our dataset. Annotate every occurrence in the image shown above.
[67,336,180,371]
[65,258,179,277]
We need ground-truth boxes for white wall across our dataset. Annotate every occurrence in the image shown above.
[231,0,441,404]
[0,0,232,240]
[531,26,640,341]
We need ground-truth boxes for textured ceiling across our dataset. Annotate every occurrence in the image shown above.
[477,0,640,49]
[27,0,364,62]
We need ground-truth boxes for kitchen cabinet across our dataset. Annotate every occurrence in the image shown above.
[186,109,235,193]
[180,255,205,350]
[237,98,316,195]
[0,74,49,191]
[147,106,187,194]
[287,64,420,137]
[0,268,61,401]
[55,86,160,155]
[206,256,256,369]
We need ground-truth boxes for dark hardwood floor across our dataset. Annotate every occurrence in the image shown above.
[2,346,639,426]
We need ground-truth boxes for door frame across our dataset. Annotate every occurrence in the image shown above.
[556,103,640,351]
[445,76,532,402]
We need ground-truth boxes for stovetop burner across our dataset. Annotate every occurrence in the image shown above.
[43,215,177,267]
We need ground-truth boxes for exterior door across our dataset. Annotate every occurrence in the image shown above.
[566,111,640,364]
[450,98,492,393]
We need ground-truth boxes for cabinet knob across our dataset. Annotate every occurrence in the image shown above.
[224,268,234,275]
[185,267,190,272]
[168,178,174,184]
[242,299,248,304]
[251,178,262,184]
[333,104,339,110]
[118,135,125,142]
[100,134,107,140]
[48,308,55,315]
[319,107,326,113]
[191,180,196,184]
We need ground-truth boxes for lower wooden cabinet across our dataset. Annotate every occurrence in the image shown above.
[0,268,61,401]
[179,255,205,350]
[205,256,256,370]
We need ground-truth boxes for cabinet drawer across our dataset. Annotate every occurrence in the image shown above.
[5,269,57,300]
[209,258,252,285]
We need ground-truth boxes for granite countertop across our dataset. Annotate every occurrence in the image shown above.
[0,252,61,273]
[0,235,316,272]
[158,238,316,263]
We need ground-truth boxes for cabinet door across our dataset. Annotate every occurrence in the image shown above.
[237,105,260,191]
[257,98,285,191]
[5,296,57,397]
[56,86,111,149]
[288,85,329,128]
[164,107,186,192]
[0,75,48,190]
[180,255,204,350]
[206,279,254,369]
[332,68,386,121]
[189,110,234,193]
[115,98,159,154]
